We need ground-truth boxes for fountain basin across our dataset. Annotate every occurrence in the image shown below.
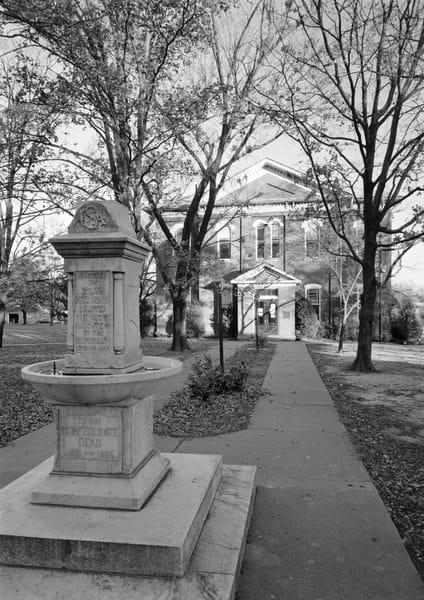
[21,357,182,405]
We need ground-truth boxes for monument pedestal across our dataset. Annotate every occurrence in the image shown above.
[29,395,171,510]
[31,450,170,510]
[0,454,225,577]
[0,463,256,600]
[5,200,257,599]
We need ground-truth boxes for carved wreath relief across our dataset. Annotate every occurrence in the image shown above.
[71,203,114,233]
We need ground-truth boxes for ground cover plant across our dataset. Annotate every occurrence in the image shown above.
[308,341,424,582]
[0,324,214,447]
[154,343,275,438]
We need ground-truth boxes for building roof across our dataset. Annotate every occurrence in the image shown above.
[159,158,316,222]
[216,158,313,209]
[230,263,301,286]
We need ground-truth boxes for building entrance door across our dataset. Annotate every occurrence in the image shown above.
[257,298,278,336]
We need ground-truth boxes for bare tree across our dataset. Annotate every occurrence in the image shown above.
[265,0,424,370]
[0,51,71,274]
[0,0,235,351]
[0,49,75,345]
[140,0,285,349]
[331,257,362,353]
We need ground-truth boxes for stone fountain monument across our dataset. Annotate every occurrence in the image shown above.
[0,200,256,599]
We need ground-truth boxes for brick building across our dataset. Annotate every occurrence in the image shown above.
[153,158,387,340]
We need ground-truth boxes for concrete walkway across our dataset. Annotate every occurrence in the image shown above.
[1,341,423,599]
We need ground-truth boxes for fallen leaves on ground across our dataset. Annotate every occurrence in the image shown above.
[0,344,67,447]
[154,344,275,438]
[308,343,424,583]
[0,338,214,448]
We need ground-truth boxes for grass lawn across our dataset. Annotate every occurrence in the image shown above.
[308,340,424,582]
[2,322,68,345]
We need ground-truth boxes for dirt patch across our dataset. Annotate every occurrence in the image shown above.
[308,340,424,583]
[314,341,424,442]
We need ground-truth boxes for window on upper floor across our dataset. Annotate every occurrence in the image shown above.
[352,219,364,240]
[217,226,231,259]
[256,224,266,259]
[271,222,280,258]
[305,284,322,320]
[305,227,320,258]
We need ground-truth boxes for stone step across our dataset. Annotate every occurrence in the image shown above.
[0,464,256,600]
[0,453,222,577]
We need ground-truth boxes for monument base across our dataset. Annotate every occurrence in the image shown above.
[31,449,170,510]
[0,453,223,577]
[0,464,256,600]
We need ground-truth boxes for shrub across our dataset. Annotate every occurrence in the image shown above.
[391,298,422,343]
[295,293,323,339]
[186,353,248,403]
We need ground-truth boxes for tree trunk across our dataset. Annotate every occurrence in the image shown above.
[352,248,377,371]
[337,321,345,353]
[191,275,200,303]
[50,287,55,326]
[0,301,5,348]
[139,302,145,337]
[170,294,189,351]
[22,310,27,325]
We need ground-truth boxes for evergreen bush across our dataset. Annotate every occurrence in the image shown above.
[186,353,248,403]
[391,298,422,343]
[295,293,323,339]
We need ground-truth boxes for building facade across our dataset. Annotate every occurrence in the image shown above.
[153,158,388,340]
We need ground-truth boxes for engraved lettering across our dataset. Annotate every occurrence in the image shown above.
[59,410,121,464]
[74,271,112,353]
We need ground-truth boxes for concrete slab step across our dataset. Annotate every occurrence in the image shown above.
[0,464,256,600]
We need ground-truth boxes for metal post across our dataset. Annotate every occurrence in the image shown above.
[254,293,259,350]
[232,283,238,340]
[239,213,243,274]
[283,215,286,271]
[378,250,382,342]
[328,270,332,337]
[216,283,224,371]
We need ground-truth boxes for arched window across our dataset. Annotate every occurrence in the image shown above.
[303,221,320,258]
[271,221,281,258]
[217,226,231,259]
[352,219,363,239]
[305,283,322,320]
[256,223,266,259]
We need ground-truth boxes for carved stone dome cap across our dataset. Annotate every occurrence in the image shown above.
[68,200,136,238]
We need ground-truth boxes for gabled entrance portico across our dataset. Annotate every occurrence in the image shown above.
[231,263,301,340]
